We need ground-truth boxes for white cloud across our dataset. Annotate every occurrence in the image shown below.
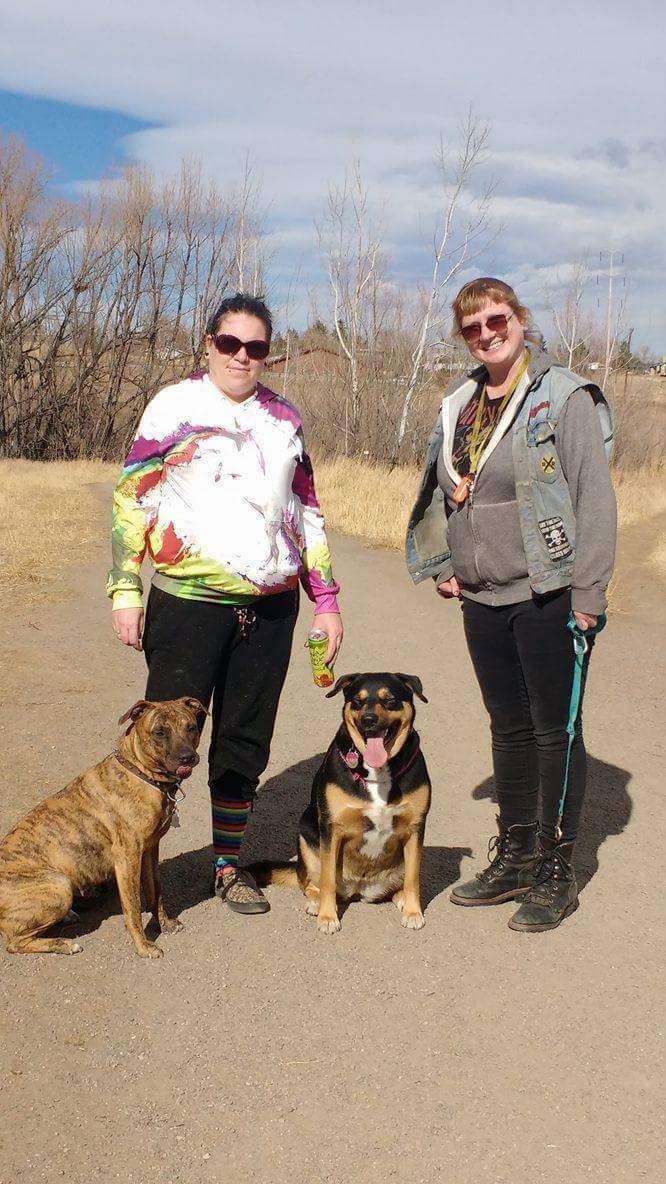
[1,0,664,347]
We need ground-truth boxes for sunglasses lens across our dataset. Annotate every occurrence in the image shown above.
[245,340,270,360]
[485,315,509,333]
[213,334,269,360]
[214,334,241,355]
[460,314,510,343]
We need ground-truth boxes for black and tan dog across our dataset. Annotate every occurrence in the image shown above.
[0,697,205,958]
[254,672,431,933]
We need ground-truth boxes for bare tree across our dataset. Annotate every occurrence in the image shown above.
[226,155,270,297]
[546,258,595,370]
[0,137,250,460]
[317,160,384,453]
[394,111,492,457]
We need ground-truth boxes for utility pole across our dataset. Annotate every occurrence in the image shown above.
[597,249,625,388]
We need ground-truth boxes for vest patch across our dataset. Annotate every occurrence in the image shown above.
[540,453,557,475]
[538,516,573,560]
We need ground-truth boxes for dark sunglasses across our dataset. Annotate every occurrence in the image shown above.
[460,311,515,344]
[211,332,270,361]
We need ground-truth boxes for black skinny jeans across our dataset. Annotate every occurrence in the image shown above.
[143,586,298,800]
[462,589,594,844]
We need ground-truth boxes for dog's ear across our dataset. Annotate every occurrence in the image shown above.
[325,673,361,699]
[117,700,153,726]
[395,674,428,703]
[181,697,209,727]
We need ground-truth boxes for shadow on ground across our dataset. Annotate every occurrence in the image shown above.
[66,750,472,936]
[162,751,470,914]
[471,753,632,889]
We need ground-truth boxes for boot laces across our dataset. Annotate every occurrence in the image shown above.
[476,833,507,882]
[526,851,567,902]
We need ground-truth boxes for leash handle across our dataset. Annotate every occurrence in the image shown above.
[557,611,606,831]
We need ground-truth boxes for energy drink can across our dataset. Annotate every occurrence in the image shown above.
[307,628,334,688]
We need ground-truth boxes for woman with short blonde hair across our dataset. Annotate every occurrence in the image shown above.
[407,277,616,932]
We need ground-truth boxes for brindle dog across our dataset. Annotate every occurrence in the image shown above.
[0,697,205,958]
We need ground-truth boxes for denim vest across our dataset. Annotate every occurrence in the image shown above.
[405,360,613,592]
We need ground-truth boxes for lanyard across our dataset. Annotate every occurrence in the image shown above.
[452,350,529,506]
[467,350,529,477]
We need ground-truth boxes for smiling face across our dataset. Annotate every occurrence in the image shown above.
[460,299,526,375]
[329,673,426,769]
[205,311,269,402]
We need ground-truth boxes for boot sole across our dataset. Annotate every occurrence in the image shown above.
[508,898,579,932]
[450,885,532,907]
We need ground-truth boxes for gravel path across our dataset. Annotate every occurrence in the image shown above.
[0,488,663,1184]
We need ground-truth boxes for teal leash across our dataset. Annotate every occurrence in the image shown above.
[557,611,606,834]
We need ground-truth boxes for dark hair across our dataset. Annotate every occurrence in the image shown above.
[206,293,272,341]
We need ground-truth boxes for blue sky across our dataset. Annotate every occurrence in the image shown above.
[0,0,664,351]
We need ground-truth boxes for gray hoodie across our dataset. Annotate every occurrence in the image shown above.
[434,353,617,615]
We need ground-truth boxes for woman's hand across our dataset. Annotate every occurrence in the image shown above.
[573,611,597,632]
[112,607,144,651]
[312,612,344,666]
[436,576,461,599]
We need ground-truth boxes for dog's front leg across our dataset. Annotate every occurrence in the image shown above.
[142,847,183,935]
[115,850,163,959]
[317,828,342,934]
[396,828,425,930]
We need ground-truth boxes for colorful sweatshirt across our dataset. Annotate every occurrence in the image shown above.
[107,372,340,613]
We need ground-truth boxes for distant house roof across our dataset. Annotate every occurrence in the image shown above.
[265,345,344,376]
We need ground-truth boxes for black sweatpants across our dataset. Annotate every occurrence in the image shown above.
[143,586,298,859]
[462,589,594,844]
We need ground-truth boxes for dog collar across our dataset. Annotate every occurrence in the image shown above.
[339,739,421,785]
[112,752,185,803]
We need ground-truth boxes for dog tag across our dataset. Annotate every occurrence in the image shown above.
[171,806,181,828]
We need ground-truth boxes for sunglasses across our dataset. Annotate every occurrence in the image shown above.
[460,311,515,344]
[211,332,270,361]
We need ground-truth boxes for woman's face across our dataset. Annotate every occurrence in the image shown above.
[459,300,526,372]
[205,311,269,401]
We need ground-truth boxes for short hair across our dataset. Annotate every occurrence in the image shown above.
[206,293,272,341]
[452,277,542,345]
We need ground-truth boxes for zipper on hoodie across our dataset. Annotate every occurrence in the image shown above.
[466,480,487,587]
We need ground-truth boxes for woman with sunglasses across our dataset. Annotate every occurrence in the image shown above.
[407,277,616,932]
[108,293,343,915]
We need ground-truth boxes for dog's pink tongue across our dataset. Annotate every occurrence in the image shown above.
[364,737,388,769]
[177,765,193,779]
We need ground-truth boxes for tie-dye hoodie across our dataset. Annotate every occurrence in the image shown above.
[107,371,340,613]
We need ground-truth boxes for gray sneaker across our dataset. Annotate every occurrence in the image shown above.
[214,867,270,914]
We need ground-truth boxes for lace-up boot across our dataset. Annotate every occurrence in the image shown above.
[450,817,539,906]
[508,837,578,932]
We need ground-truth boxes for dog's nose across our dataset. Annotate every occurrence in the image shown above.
[178,749,198,766]
[361,712,378,729]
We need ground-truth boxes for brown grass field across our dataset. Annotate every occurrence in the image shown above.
[1,450,664,609]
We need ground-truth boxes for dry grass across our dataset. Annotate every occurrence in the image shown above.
[316,457,666,545]
[315,456,420,549]
[2,453,664,610]
[613,465,666,527]
[0,459,118,605]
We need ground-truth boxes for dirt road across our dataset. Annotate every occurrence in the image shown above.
[0,488,663,1184]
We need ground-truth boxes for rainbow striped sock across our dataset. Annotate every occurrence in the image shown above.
[211,793,253,871]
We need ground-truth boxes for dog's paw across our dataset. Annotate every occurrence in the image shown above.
[160,916,184,935]
[317,916,341,934]
[305,899,319,916]
[136,942,164,959]
[401,912,425,931]
[67,940,83,954]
